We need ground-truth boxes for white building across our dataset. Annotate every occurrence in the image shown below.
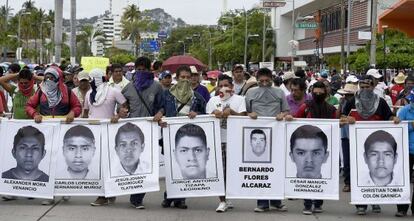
[91,13,123,56]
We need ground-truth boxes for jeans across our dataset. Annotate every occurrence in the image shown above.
[304,200,323,209]
[163,191,185,205]
[397,154,414,213]
[342,138,350,185]
[130,193,145,205]
[257,200,282,208]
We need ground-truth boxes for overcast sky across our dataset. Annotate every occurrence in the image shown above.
[5,0,260,25]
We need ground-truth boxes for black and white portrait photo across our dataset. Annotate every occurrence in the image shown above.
[56,125,100,180]
[172,123,217,180]
[285,124,333,179]
[109,122,152,177]
[243,128,272,163]
[357,129,404,187]
[2,126,49,182]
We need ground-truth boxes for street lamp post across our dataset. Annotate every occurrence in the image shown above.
[382,25,388,83]
[40,21,52,64]
[244,9,248,68]
[18,11,31,61]
[244,33,259,69]
[221,16,234,46]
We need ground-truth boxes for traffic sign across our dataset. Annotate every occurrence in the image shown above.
[262,0,286,8]
[295,22,318,29]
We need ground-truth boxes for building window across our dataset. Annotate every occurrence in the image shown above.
[321,8,347,33]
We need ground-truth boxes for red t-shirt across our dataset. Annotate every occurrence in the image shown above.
[390,84,404,105]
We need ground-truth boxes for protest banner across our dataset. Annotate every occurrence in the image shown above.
[350,122,410,204]
[226,116,285,199]
[284,119,340,200]
[163,116,225,198]
[0,120,60,199]
[54,122,104,196]
[81,57,110,72]
[102,119,159,197]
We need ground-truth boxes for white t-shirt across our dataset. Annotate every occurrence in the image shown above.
[84,87,127,119]
[206,95,246,143]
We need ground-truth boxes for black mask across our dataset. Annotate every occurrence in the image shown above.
[313,93,326,103]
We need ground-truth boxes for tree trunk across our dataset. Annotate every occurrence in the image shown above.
[70,0,76,65]
[54,0,63,64]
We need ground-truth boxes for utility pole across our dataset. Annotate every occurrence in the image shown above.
[54,0,63,64]
[2,0,8,61]
[369,0,378,67]
[291,0,296,71]
[244,8,248,69]
[70,0,76,65]
[346,0,353,71]
[262,10,266,62]
[340,0,345,72]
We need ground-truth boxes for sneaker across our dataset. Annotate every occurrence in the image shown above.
[90,197,108,206]
[108,197,116,205]
[372,205,381,213]
[41,199,55,205]
[2,195,17,201]
[302,207,313,215]
[254,207,269,212]
[271,204,288,212]
[356,207,366,215]
[62,196,71,201]
[174,201,187,209]
[216,202,228,213]
[226,200,234,209]
[342,185,350,192]
[161,199,171,208]
[395,211,407,217]
[313,206,323,213]
[132,203,145,209]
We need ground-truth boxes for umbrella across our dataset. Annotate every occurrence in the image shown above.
[162,55,206,73]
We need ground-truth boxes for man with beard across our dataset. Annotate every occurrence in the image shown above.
[71,71,90,111]
[232,64,257,96]
[286,78,312,116]
[341,75,400,215]
[294,81,336,215]
[246,68,291,213]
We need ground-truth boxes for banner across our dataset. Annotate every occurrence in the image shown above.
[54,122,104,196]
[226,117,285,199]
[284,119,340,200]
[102,119,160,197]
[350,122,410,204]
[80,57,110,72]
[163,116,225,198]
[0,120,60,199]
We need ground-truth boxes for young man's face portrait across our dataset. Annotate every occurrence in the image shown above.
[364,141,397,182]
[251,133,266,156]
[175,135,209,179]
[115,131,144,169]
[63,136,96,173]
[290,138,329,178]
[13,136,46,173]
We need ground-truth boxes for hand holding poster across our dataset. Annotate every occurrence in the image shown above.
[226,116,285,199]
[54,122,105,196]
[102,119,160,197]
[0,120,60,199]
[284,119,340,200]
[350,122,410,204]
[163,116,225,198]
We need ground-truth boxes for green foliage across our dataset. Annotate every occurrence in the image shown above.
[110,53,136,65]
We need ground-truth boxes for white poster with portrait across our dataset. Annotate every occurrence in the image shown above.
[159,127,166,178]
[350,122,410,204]
[0,120,60,199]
[226,117,285,199]
[284,119,340,200]
[163,116,225,198]
[54,121,104,196]
[102,118,159,197]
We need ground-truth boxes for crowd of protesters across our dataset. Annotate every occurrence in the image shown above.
[1,57,414,217]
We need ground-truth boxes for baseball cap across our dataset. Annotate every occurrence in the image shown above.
[232,64,244,71]
[283,71,299,81]
[159,71,172,80]
[366,69,382,79]
[77,71,90,81]
[345,75,359,83]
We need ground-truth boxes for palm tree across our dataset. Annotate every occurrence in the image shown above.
[22,0,36,11]
[77,24,104,56]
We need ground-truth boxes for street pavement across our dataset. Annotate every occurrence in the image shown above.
[0,179,412,221]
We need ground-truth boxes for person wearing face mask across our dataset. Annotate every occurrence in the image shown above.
[395,88,414,217]
[395,73,414,110]
[25,66,81,124]
[246,68,291,213]
[82,68,127,120]
[341,75,400,215]
[294,81,337,215]
[206,74,246,212]
[160,65,206,209]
